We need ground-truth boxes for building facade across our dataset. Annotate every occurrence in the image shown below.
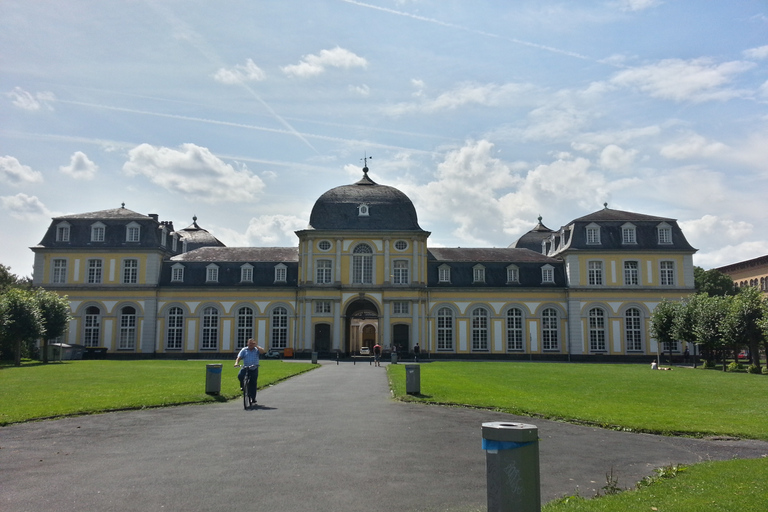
[716,255,768,293]
[31,168,697,360]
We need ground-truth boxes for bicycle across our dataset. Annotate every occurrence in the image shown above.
[239,364,259,409]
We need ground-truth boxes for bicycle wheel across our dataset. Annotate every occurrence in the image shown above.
[242,372,250,410]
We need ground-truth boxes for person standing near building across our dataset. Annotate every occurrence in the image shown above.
[373,342,382,367]
[235,338,266,404]
[413,343,420,362]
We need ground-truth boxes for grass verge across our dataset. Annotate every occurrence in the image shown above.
[0,359,315,425]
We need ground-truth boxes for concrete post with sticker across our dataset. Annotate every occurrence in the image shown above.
[482,422,541,512]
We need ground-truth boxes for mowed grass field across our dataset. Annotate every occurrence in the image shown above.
[388,361,768,440]
[0,359,315,425]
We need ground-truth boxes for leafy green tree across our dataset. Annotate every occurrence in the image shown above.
[693,294,731,370]
[35,289,72,364]
[650,299,680,365]
[722,286,767,369]
[673,294,702,367]
[0,288,44,366]
[694,266,736,296]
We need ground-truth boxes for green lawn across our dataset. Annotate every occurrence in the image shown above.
[0,359,315,425]
[389,362,768,440]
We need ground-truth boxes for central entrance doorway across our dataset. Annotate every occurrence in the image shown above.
[344,298,379,355]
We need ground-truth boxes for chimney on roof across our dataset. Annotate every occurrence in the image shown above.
[149,213,159,221]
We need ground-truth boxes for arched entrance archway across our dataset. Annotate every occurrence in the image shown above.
[344,298,379,355]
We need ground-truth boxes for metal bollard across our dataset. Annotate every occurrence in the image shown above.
[482,422,540,512]
[311,352,318,364]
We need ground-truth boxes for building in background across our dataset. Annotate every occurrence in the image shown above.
[716,255,768,293]
[32,166,697,360]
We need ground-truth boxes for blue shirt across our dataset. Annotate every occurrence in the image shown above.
[237,347,260,367]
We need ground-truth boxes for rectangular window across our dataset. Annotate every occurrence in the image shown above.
[126,226,140,242]
[506,309,523,351]
[91,226,105,242]
[473,267,485,283]
[625,309,642,352]
[171,266,184,282]
[57,225,70,242]
[624,261,639,285]
[315,301,332,314]
[352,255,372,284]
[588,261,603,285]
[241,266,253,282]
[586,227,600,244]
[660,261,675,286]
[542,267,554,283]
[471,309,489,351]
[166,307,184,350]
[87,259,102,284]
[437,308,454,350]
[542,309,559,351]
[622,227,636,244]
[393,260,409,285]
[201,307,219,350]
[52,259,67,284]
[316,260,332,284]
[393,301,409,314]
[118,311,136,350]
[122,259,138,284]
[438,267,451,283]
[657,227,672,244]
[236,307,254,349]
[275,266,287,282]
[507,267,519,283]
[206,266,218,282]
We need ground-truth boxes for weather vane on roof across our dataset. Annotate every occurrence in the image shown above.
[361,153,372,174]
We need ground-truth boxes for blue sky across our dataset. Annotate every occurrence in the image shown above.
[2,0,767,277]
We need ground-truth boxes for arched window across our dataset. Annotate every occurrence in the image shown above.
[352,244,373,284]
[625,308,643,352]
[166,306,184,350]
[437,307,454,351]
[271,306,288,349]
[83,306,101,348]
[588,308,606,352]
[119,306,137,350]
[541,308,559,351]
[236,306,254,349]
[506,308,524,351]
[201,306,219,350]
[471,307,489,351]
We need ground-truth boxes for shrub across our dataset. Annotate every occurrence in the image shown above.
[703,359,716,369]
[727,361,744,372]
[762,367,768,375]
[747,365,761,374]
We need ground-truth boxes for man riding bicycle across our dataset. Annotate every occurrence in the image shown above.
[235,338,266,404]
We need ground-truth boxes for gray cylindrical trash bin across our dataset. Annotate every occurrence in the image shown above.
[311,352,318,364]
[405,364,420,394]
[391,353,398,364]
[205,363,223,394]
[482,422,540,512]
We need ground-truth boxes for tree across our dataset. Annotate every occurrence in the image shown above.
[650,299,680,365]
[694,266,736,296]
[0,263,32,292]
[0,288,44,366]
[722,286,767,369]
[693,294,731,370]
[673,294,702,367]
[35,289,72,364]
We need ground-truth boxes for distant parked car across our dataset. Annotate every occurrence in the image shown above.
[359,347,371,356]
[263,349,282,359]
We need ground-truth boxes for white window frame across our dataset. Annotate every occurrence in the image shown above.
[166,306,184,350]
[352,243,373,284]
[660,260,675,286]
[87,259,103,284]
[625,308,643,352]
[126,222,141,243]
[588,308,606,352]
[506,308,524,351]
[56,222,71,242]
[316,259,332,284]
[206,264,219,283]
[315,300,332,314]
[624,261,639,286]
[471,307,489,351]
[657,223,672,244]
[240,264,253,283]
[201,306,219,350]
[586,223,601,245]
[472,265,485,284]
[83,306,101,347]
[541,308,559,351]
[506,265,519,284]
[588,260,603,286]
[437,307,454,350]
[392,260,409,285]
[122,258,139,284]
[318,240,332,251]
[52,258,67,284]
[90,222,105,242]
[235,306,254,350]
[393,301,409,315]
[621,223,637,245]
[271,306,288,349]
[541,264,555,284]
[171,264,184,282]
[274,263,287,283]
[118,306,137,350]
[358,204,369,217]
[438,265,451,283]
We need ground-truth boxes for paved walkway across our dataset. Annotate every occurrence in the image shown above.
[2,361,767,512]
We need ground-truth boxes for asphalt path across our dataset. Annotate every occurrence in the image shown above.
[2,361,767,512]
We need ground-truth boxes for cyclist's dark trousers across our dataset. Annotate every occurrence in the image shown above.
[238,367,259,399]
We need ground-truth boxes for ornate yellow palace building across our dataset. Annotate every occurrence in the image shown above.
[31,166,697,360]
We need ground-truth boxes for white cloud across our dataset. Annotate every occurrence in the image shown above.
[679,214,753,245]
[610,58,754,102]
[616,0,662,11]
[7,87,55,111]
[244,214,307,245]
[0,155,43,185]
[213,58,266,84]
[599,144,638,170]
[386,82,535,116]
[695,241,768,269]
[659,134,728,160]
[281,47,367,78]
[743,45,768,60]
[122,143,265,203]
[348,84,370,96]
[0,193,51,221]
[524,104,590,141]
[59,151,98,180]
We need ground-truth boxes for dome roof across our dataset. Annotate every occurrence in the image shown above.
[176,216,226,251]
[508,216,553,252]
[308,168,423,231]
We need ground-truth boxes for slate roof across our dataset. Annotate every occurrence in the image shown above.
[176,218,226,251]
[56,206,153,221]
[428,248,557,263]
[571,207,673,223]
[171,247,299,263]
[307,170,424,232]
[509,217,554,252]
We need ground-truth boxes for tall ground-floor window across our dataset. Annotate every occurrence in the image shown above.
[202,306,219,350]
[588,308,606,352]
[271,306,288,348]
[83,306,101,347]
[437,307,453,351]
[625,308,643,351]
[166,306,184,350]
[506,308,524,351]
[119,306,137,350]
[236,306,254,349]
[541,308,559,351]
[471,307,489,351]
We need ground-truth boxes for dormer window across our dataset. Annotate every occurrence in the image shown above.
[90,222,105,242]
[358,204,370,217]
[621,223,637,244]
[586,223,601,245]
[160,227,168,247]
[657,223,672,244]
[172,234,179,252]
[506,265,519,284]
[206,264,219,283]
[171,263,185,282]
[438,264,451,283]
[541,264,555,283]
[56,222,71,242]
[274,264,287,283]
[472,265,486,283]
[126,221,141,242]
[240,264,253,283]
